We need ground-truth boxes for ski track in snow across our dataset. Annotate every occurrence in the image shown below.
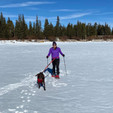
[0,74,35,96]
[0,70,68,96]
[0,70,68,113]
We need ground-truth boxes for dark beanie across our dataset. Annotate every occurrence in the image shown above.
[52,41,57,45]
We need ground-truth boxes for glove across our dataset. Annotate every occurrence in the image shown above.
[46,56,48,59]
[63,54,65,57]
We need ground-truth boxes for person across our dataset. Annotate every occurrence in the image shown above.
[46,41,65,79]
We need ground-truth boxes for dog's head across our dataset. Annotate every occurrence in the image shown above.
[36,72,44,79]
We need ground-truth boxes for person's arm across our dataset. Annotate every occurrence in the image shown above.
[59,48,65,56]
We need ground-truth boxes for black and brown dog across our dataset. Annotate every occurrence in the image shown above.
[35,72,46,91]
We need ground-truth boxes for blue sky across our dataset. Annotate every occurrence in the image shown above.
[0,0,113,27]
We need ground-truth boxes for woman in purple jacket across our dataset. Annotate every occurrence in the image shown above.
[46,42,65,78]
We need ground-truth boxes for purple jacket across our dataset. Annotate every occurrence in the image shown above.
[47,47,64,59]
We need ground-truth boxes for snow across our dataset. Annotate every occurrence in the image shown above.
[0,41,113,113]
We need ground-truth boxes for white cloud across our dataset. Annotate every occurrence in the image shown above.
[0,1,55,8]
[60,13,91,20]
[94,12,113,15]
[4,14,18,18]
[25,12,91,22]
[50,9,80,12]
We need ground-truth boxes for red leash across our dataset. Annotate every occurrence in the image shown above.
[43,58,55,72]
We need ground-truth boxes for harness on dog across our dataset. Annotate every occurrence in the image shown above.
[38,79,43,83]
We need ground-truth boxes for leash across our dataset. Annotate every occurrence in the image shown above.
[35,58,55,77]
[44,58,55,78]
[43,58,55,73]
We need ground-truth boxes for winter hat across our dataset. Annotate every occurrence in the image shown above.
[52,41,57,46]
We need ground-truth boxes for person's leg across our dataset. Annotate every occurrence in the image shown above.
[52,59,56,75]
[56,59,60,75]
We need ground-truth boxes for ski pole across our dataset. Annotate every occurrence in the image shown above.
[43,58,55,72]
[47,58,48,65]
[63,57,67,75]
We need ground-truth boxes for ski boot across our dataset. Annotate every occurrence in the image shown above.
[55,75,60,79]
[52,74,55,77]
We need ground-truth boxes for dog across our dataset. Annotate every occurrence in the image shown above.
[35,72,46,91]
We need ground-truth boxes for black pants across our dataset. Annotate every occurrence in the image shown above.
[52,59,60,75]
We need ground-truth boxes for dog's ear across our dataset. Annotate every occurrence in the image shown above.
[35,74,38,76]
[36,73,41,76]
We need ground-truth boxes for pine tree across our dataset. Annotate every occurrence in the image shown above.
[61,26,67,36]
[76,21,82,38]
[36,16,41,39]
[21,15,28,39]
[54,16,61,37]
[0,12,4,38]
[0,12,7,39]
[97,24,105,35]
[48,23,54,36]
[7,17,14,39]
[94,23,97,36]
[15,20,20,39]
[81,23,86,39]
[104,23,111,35]
[112,28,113,35]
[44,19,49,38]
[73,25,77,37]
[32,22,36,37]
[15,15,28,39]
[28,21,33,36]
[67,23,73,38]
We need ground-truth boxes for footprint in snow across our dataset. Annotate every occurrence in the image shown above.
[24,110,28,112]
[22,100,25,103]
[27,96,30,99]
[24,93,28,95]
[21,96,24,99]
[27,99,31,102]
[16,105,24,109]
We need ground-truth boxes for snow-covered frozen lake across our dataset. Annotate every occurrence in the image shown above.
[0,41,113,113]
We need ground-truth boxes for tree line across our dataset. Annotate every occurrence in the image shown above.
[0,12,113,41]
